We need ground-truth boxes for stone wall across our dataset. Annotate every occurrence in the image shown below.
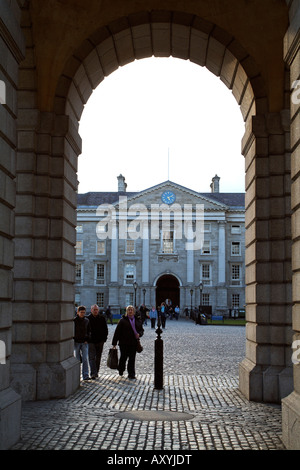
[0,0,24,450]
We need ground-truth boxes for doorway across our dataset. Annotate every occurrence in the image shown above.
[156,274,180,308]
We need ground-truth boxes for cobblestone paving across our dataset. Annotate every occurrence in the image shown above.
[12,319,285,451]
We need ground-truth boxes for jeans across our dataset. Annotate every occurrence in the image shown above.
[88,342,104,377]
[74,342,89,379]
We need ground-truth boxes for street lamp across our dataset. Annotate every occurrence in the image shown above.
[143,288,146,304]
[199,282,203,311]
[190,288,193,312]
[133,281,138,307]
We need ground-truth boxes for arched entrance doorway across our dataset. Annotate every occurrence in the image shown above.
[156,274,180,308]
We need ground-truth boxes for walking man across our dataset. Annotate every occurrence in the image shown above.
[74,305,91,381]
[87,304,108,379]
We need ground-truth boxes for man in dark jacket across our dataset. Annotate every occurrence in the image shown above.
[87,304,108,379]
[74,305,91,380]
[112,305,144,379]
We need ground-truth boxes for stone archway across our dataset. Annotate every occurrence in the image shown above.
[156,274,180,308]
[2,0,298,450]
[52,11,293,408]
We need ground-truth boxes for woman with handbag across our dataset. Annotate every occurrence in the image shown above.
[112,305,144,379]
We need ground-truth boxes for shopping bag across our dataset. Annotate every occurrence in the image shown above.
[107,347,119,369]
[136,339,143,353]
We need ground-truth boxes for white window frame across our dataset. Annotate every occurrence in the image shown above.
[125,239,135,254]
[200,263,212,286]
[75,240,83,255]
[124,263,136,286]
[96,292,104,308]
[232,293,240,308]
[95,263,105,285]
[231,241,241,256]
[75,263,83,285]
[125,292,134,306]
[96,240,106,255]
[231,264,241,286]
[161,230,175,254]
[202,293,210,306]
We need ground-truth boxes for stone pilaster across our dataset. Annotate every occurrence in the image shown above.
[12,111,81,400]
[0,0,24,450]
[239,111,293,405]
[282,0,300,449]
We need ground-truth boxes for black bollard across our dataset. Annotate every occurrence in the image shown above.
[154,314,163,389]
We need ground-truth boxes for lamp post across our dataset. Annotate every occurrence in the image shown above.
[143,288,146,305]
[190,288,193,312]
[199,282,203,312]
[133,281,138,308]
[154,313,163,389]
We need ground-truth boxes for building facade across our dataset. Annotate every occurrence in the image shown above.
[76,175,245,316]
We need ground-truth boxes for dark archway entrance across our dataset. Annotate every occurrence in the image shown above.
[156,275,180,308]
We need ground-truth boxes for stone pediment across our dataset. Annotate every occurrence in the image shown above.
[114,181,227,211]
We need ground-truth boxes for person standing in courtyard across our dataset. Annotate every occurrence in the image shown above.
[112,305,144,379]
[74,305,91,381]
[149,306,158,328]
[87,304,108,379]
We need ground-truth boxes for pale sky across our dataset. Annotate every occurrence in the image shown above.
[78,57,246,195]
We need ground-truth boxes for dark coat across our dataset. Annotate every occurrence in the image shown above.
[87,313,108,343]
[74,315,90,343]
[112,315,144,347]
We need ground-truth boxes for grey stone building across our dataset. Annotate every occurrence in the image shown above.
[76,175,245,316]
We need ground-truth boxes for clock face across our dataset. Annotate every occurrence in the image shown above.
[161,191,176,205]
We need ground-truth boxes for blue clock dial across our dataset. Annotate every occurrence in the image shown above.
[161,191,176,204]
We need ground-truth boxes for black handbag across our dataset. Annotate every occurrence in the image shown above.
[107,347,119,369]
[136,339,143,353]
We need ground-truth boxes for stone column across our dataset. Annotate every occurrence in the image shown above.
[218,221,226,284]
[142,220,150,284]
[282,0,300,449]
[12,112,81,400]
[239,111,293,405]
[0,0,24,450]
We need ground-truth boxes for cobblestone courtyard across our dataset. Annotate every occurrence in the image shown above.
[12,319,285,451]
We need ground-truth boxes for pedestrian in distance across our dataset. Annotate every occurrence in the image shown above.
[160,302,167,329]
[74,305,91,381]
[87,304,108,379]
[149,306,158,328]
[112,305,144,380]
[105,305,113,325]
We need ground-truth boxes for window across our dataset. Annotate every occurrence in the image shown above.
[232,294,240,308]
[231,225,241,234]
[76,225,83,233]
[75,293,81,305]
[126,239,135,254]
[97,240,106,255]
[231,264,241,285]
[202,293,210,306]
[201,264,211,285]
[125,292,134,306]
[75,264,82,284]
[202,240,211,254]
[95,263,105,285]
[231,241,241,256]
[96,292,104,308]
[75,240,83,255]
[203,223,211,232]
[124,264,136,285]
[162,231,174,253]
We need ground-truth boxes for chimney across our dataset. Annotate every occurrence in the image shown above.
[210,174,220,193]
[117,174,127,192]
